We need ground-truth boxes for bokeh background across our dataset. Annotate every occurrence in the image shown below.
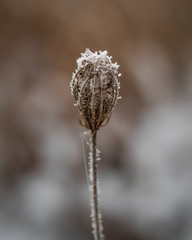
[0,0,192,239]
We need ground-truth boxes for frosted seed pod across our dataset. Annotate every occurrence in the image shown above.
[70,49,121,131]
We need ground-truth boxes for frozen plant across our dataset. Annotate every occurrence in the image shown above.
[70,49,121,240]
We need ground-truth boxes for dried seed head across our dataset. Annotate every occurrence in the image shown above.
[70,49,121,131]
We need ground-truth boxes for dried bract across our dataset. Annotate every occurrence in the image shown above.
[70,49,121,131]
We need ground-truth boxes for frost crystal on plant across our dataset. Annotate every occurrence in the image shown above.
[70,48,121,131]
[88,141,104,240]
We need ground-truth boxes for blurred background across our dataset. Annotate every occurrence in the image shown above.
[0,0,192,239]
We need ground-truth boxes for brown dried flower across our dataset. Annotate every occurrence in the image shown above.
[70,49,121,132]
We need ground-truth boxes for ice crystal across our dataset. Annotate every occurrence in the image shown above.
[88,141,104,240]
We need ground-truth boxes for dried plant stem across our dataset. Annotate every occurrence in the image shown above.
[71,49,120,240]
[89,131,104,240]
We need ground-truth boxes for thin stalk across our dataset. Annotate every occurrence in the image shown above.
[89,131,104,240]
